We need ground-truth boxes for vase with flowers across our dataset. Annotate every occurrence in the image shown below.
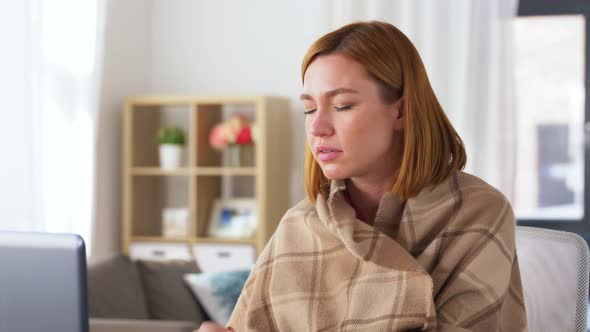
[209,115,257,167]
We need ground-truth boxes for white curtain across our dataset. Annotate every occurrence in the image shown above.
[0,0,105,254]
[319,0,519,201]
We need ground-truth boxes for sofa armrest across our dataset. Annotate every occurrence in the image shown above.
[90,318,198,332]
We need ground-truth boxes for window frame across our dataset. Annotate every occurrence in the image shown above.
[516,0,590,240]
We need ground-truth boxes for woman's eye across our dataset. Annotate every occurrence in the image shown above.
[334,105,352,111]
[303,109,317,115]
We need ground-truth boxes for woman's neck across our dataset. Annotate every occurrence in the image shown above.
[345,177,394,226]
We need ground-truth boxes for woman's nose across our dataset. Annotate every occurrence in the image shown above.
[309,109,334,137]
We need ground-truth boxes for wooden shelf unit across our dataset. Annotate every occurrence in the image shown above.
[122,95,291,257]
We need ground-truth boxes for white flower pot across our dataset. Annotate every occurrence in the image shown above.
[159,144,183,169]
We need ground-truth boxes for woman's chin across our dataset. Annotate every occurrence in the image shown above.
[321,166,347,180]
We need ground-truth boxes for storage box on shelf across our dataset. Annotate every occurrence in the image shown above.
[122,96,291,271]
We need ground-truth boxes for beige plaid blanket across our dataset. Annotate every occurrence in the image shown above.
[228,171,527,331]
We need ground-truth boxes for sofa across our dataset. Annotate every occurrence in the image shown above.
[87,254,206,332]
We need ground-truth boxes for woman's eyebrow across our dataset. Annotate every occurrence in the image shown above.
[299,88,359,101]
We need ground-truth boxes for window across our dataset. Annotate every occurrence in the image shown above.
[516,0,590,239]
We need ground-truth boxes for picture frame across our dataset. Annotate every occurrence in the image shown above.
[207,198,257,238]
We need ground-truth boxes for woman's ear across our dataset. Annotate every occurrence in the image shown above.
[392,96,404,131]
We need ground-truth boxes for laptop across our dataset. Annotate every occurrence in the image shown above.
[0,231,88,332]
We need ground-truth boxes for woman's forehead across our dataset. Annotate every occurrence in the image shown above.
[302,54,375,98]
[304,54,366,81]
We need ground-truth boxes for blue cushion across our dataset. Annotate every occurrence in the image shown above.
[183,269,251,325]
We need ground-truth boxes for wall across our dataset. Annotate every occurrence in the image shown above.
[149,0,331,204]
[91,0,151,260]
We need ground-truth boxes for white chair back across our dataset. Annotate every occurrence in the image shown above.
[516,226,589,332]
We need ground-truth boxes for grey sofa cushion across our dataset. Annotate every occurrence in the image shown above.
[136,259,206,323]
[87,255,150,319]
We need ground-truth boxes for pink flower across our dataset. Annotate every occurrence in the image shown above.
[209,123,230,149]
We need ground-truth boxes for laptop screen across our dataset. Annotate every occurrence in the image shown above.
[0,231,88,332]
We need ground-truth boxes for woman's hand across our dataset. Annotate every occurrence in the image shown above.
[194,321,234,332]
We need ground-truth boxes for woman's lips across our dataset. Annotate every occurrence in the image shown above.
[315,145,342,162]
[318,150,342,161]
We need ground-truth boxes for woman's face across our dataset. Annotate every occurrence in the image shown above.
[302,53,404,182]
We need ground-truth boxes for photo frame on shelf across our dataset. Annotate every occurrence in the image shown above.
[207,198,257,238]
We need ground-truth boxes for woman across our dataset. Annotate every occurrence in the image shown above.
[198,20,527,331]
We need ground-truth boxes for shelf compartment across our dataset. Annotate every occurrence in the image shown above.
[194,175,256,239]
[131,176,190,238]
[128,104,191,168]
[195,103,257,167]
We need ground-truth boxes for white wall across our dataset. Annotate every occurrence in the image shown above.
[149,0,331,204]
[91,0,151,260]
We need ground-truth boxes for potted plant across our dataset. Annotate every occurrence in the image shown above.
[157,126,186,169]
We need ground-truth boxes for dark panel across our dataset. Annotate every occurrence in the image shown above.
[519,0,590,16]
